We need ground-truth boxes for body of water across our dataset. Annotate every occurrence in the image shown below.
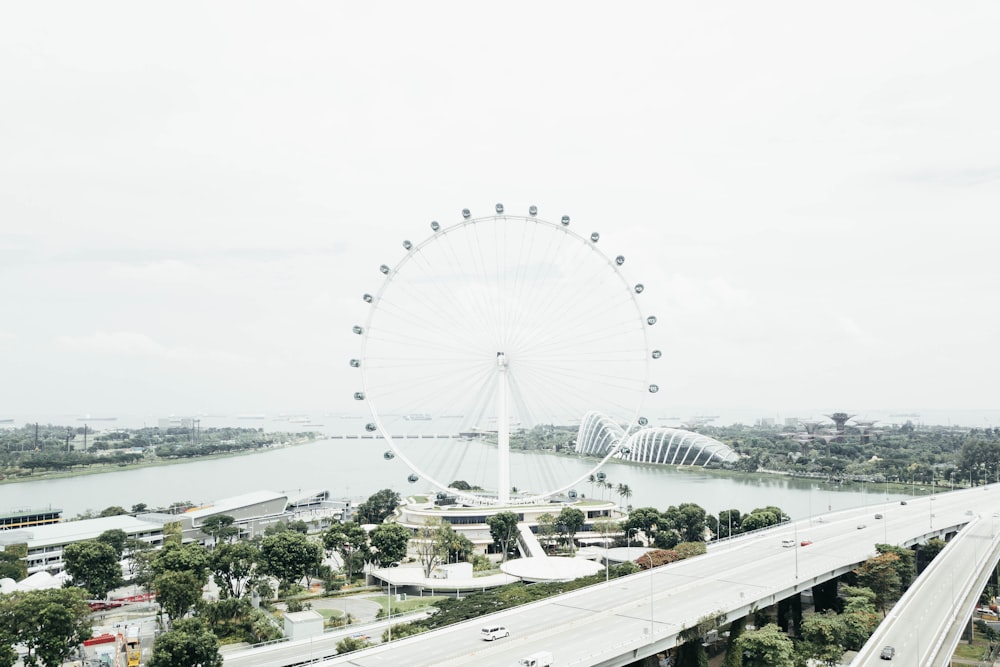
[2,435,914,521]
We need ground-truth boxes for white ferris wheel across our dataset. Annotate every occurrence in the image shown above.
[351,204,659,505]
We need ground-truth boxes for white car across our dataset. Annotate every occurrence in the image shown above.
[481,625,509,641]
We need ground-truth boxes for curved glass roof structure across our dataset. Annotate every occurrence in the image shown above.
[575,411,740,466]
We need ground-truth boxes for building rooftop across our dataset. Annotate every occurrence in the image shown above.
[183,490,288,520]
[0,515,165,548]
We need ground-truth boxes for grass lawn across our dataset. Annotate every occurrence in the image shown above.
[952,637,993,660]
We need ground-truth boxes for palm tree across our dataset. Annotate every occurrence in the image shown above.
[616,483,632,511]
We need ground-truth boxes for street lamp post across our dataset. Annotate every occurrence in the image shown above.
[646,552,654,636]
[794,522,798,579]
[387,582,393,642]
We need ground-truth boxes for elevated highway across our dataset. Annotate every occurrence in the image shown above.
[241,485,999,667]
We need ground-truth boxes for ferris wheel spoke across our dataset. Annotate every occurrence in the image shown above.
[357,208,657,504]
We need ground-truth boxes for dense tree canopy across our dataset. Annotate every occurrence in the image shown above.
[733,623,796,667]
[322,521,369,582]
[258,531,322,594]
[355,488,401,524]
[154,570,204,625]
[63,540,122,598]
[369,522,410,566]
[149,617,223,667]
[0,588,92,667]
[210,541,262,599]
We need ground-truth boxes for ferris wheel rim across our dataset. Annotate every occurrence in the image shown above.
[354,207,657,505]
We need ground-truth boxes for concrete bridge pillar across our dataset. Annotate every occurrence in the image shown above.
[812,577,839,612]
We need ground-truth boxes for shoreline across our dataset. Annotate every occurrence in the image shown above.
[0,434,320,487]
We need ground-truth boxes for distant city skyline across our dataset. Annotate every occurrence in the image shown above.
[2,3,998,419]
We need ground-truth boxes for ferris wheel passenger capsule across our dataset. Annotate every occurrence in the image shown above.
[495,203,504,214]
[431,220,440,232]
[528,205,538,216]
[407,473,419,483]
[648,384,659,393]
[616,255,625,265]
[403,240,412,250]
[561,215,570,226]
[651,350,662,359]
[647,316,657,325]
[596,471,606,482]
[380,264,390,275]
[590,232,600,242]
[363,293,373,303]
[354,391,366,400]
[634,284,644,293]
[383,451,395,460]
[349,359,360,367]
[620,447,631,455]
[352,325,363,335]
[365,423,377,432]
[462,208,471,219]
[638,417,648,426]
[567,489,578,499]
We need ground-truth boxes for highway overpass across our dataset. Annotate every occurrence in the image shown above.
[238,485,1000,667]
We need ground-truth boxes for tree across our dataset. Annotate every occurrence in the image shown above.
[853,552,901,613]
[369,523,410,567]
[839,585,879,650]
[0,543,27,581]
[210,541,262,599]
[664,503,708,542]
[414,519,446,578]
[63,540,122,598]
[556,507,585,554]
[96,529,128,559]
[593,517,620,550]
[799,610,847,666]
[487,512,520,562]
[536,513,558,552]
[148,617,223,667]
[722,616,747,667]
[623,506,663,545]
[154,570,204,625]
[355,488,401,524]
[616,483,632,510]
[323,521,369,583]
[200,515,239,547]
[718,509,742,538]
[258,531,322,594]
[153,543,211,585]
[438,523,474,564]
[733,623,796,667]
[740,506,786,532]
[0,588,92,667]
[124,537,152,579]
[98,505,128,517]
[875,543,915,590]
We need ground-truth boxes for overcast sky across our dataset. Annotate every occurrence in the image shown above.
[2,2,998,424]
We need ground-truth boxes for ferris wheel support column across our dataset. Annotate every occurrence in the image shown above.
[497,352,510,505]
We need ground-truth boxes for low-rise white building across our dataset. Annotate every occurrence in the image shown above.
[0,515,165,575]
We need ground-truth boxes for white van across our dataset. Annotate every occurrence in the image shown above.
[481,625,509,641]
[518,651,553,667]
[781,538,795,548]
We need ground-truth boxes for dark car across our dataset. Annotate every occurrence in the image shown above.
[880,645,895,660]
